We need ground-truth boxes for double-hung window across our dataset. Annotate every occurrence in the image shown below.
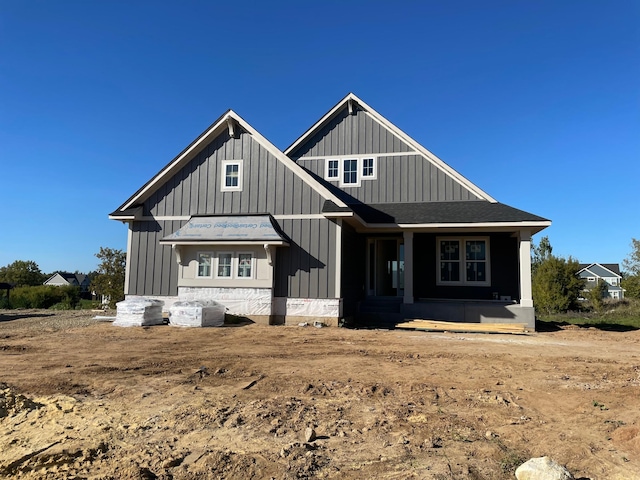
[221,160,243,191]
[216,253,232,278]
[437,237,490,286]
[197,253,213,278]
[343,159,358,185]
[326,159,339,180]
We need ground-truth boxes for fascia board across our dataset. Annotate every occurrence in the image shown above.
[350,218,551,233]
[158,240,288,246]
[285,93,497,203]
[119,110,347,213]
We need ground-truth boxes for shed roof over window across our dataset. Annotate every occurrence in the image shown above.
[160,215,289,245]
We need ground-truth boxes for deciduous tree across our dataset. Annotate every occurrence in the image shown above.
[0,260,46,286]
[532,251,584,315]
[90,247,126,308]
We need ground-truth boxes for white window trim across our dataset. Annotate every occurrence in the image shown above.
[236,252,255,280]
[322,156,377,186]
[587,276,595,282]
[362,157,377,179]
[341,158,360,187]
[196,252,214,278]
[325,159,339,180]
[221,159,243,192]
[436,237,491,286]
[215,251,233,279]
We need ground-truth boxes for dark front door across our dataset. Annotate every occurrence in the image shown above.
[368,238,404,297]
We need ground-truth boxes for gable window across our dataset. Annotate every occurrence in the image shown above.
[237,253,253,278]
[221,160,243,191]
[343,159,358,185]
[326,159,339,180]
[437,237,490,286]
[197,253,213,278]
[216,252,232,278]
[362,157,375,178]
[610,278,617,286]
[587,276,595,282]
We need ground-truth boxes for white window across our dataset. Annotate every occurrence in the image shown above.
[237,253,253,278]
[362,157,376,178]
[326,159,339,180]
[216,252,233,278]
[587,276,595,282]
[343,158,358,185]
[197,252,213,278]
[437,237,490,286]
[610,278,617,286]
[221,160,243,191]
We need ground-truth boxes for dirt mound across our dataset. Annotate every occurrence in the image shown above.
[0,383,41,419]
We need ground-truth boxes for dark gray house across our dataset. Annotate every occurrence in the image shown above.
[110,93,550,328]
[578,263,624,300]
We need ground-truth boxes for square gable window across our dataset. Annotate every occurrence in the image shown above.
[221,160,243,191]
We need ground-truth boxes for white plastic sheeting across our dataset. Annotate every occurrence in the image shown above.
[273,297,341,317]
[179,287,272,316]
[114,298,164,327]
[169,300,226,327]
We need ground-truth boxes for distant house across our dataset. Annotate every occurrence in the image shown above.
[109,93,551,328]
[43,272,91,293]
[578,263,624,300]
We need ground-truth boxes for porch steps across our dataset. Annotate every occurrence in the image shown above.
[355,298,404,328]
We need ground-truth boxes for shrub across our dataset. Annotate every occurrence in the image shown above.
[6,285,81,309]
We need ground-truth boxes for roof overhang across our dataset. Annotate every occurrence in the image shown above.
[159,214,290,246]
[345,217,551,235]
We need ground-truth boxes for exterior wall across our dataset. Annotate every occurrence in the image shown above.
[127,220,183,296]
[413,232,520,302]
[126,128,332,300]
[274,218,338,299]
[143,130,326,217]
[291,106,480,204]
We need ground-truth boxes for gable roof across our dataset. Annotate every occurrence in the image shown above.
[44,272,89,286]
[110,110,348,218]
[284,93,496,203]
[578,263,622,277]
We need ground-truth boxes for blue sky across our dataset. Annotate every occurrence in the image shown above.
[1,0,638,274]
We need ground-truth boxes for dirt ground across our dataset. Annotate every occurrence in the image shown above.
[1,310,639,479]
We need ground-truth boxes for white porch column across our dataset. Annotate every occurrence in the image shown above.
[335,219,342,298]
[519,229,533,307]
[403,231,414,304]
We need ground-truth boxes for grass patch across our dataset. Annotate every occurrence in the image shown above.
[537,298,640,330]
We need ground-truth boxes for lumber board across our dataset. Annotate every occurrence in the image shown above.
[396,319,529,334]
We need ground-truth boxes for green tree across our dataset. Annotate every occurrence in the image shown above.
[621,239,640,299]
[90,247,126,308]
[0,260,46,286]
[531,236,553,273]
[587,278,609,312]
[622,238,640,276]
[532,255,584,315]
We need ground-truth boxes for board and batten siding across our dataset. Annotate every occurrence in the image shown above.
[128,220,183,296]
[143,130,326,217]
[291,106,480,204]
[274,218,337,299]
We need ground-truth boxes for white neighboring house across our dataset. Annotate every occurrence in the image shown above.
[578,263,625,300]
[43,272,91,293]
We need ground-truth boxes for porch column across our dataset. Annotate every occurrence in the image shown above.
[519,229,533,307]
[335,219,342,298]
[403,231,414,304]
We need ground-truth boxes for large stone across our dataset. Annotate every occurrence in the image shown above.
[515,456,573,480]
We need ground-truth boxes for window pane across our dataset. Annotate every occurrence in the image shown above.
[225,164,239,187]
[440,261,460,282]
[466,262,486,282]
[440,240,460,261]
[343,159,357,184]
[362,158,374,177]
[237,253,252,278]
[328,160,338,178]
[218,253,232,277]
[466,240,486,260]
[198,253,212,277]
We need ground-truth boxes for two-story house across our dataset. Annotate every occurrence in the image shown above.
[578,263,625,300]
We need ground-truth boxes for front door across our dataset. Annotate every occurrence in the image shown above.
[367,238,404,297]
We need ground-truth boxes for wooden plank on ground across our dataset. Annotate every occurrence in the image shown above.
[396,319,529,334]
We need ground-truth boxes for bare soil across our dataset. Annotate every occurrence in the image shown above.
[1,309,639,479]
